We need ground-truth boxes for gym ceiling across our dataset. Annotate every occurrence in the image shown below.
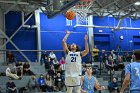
[0,0,139,19]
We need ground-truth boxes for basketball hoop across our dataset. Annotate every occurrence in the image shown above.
[71,0,93,25]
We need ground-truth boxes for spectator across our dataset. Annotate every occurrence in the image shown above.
[59,57,65,65]
[123,52,131,62]
[6,64,20,80]
[14,61,23,77]
[49,51,57,63]
[56,64,63,75]
[59,57,65,70]
[38,74,46,92]
[55,73,64,92]
[28,75,39,92]
[82,65,86,75]
[40,51,48,65]
[110,50,117,64]
[116,45,122,56]
[53,59,59,69]
[108,77,119,93]
[7,51,15,64]
[45,74,53,92]
[106,55,114,70]
[23,61,34,75]
[100,50,108,68]
[48,65,56,79]
[131,54,135,62]
[6,78,17,93]
[116,56,124,70]
[93,45,99,62]
[44,57,51,72]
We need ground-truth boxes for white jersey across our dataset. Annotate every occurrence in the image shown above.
[65,51,82,77]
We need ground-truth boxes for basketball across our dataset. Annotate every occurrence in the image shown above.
[66,10,76,20]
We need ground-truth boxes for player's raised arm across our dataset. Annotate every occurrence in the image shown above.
[62,30,70,53]
[81,35,89,57]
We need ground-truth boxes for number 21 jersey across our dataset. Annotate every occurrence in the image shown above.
[65,51,82,77]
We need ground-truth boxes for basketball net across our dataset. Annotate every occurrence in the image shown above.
[71,0,93,25]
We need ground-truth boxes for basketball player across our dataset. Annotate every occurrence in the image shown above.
[120,50,140,93]
[81,64,105,93]
[62,30,89,93]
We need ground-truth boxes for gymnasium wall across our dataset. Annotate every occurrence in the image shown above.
[5,11,37,62]
[5,11,140,62]
[93,16,140,51]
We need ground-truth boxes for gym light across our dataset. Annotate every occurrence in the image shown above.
[134,1,140,5]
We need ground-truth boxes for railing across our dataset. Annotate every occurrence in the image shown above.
[0,49,134,63]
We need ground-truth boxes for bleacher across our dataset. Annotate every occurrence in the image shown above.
[0,61,131,93]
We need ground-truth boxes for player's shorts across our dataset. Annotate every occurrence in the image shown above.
[65,76,81,87]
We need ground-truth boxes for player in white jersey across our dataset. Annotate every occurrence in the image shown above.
[62,30,89,93]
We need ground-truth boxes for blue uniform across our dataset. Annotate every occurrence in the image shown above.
[82,75,95,93]
[125,62,140,92]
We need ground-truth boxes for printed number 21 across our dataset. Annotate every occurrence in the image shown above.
[71,57,76,62]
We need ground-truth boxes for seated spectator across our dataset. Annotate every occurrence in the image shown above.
[59,57,65,65]
[49,51,57,63]
[23,61,34,75]
[28,75,39,92]
[6,64,20,80]
[56,64,63,75]
[59,57,65,70]
[108,77,119,93]
[48,65,56,79]
[45,74,53,92]
[106,55,115,70]
[54,73,64,92]
[38,74,46,92]
[116,56,124,70]
[100,50,108,68]
[110,50,117,64]
[6,78,17,93]
[14,61,23,77]
[53,59,59,69]
[44,57,51,72]
[7,51,15,64]
[92,45,99,62]
[124,52,131,62]
[100,50,108,62]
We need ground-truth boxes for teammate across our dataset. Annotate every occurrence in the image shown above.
[120,50,140,93]
[62,30,89,93]
[81,64,105,93]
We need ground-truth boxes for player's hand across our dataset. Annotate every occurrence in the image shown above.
[66,30,70,34]
[84,35,88,41]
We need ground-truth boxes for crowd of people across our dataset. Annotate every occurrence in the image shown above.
[1,31,140,93]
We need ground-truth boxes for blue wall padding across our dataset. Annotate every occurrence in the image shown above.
[93,16,140,51]
[5,11,37,62]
